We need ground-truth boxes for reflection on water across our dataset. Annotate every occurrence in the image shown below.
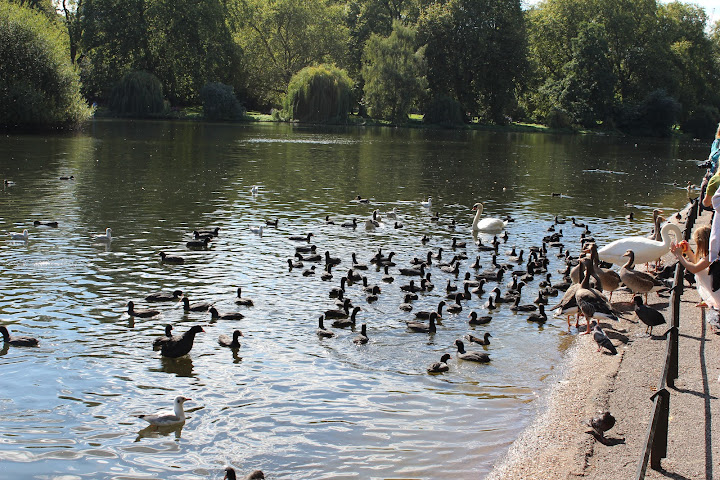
[0,120,706,479]
[135,423,185,443]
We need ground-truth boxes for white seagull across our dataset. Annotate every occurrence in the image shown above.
[136,396,190,426]
[250,225,263,235]
[421,196,432,208]
[94,227,112,242]
[9,229,28,241]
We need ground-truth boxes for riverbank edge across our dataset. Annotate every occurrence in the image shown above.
[486,204,696,480]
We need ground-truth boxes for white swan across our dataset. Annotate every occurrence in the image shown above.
[471,203,506,233]
[9,229,28,241]
[421,197,432,208]
[94,227,112,242]
[597,222,682,265]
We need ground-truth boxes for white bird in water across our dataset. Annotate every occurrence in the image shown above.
[94,227,112,242]
[250,225,263,235]
[136,396,190,426]
[250,185,259,195]
[9,229,28,241]
[421,196,432,208]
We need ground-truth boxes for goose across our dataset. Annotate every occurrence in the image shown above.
[33,220,58,227]
[289,232,314,242]
[193,230,214,241]
[127,301,160,318]
[597,222,682,265]
[394,221,403,228]
[224,467,265,480]
[471,279,486,295]
[585,243,621,300]
[159,252,184,264]
[422,234,431,243]
[377,251,396,267]
[381,266,394,283]
[410,252,432,266]
[321,265,334,281]
[471,256,482,269]
[446,279,458,293]
[160,325,204,358]
[346,269,362,282]
[510,296,537,312]
[295,245,315,255]
[427,353,451,374]
[234,287,254,306]
[332,306,361,328]
[451,237,466,249]
[484,296,497,311]
[619,250,666,303]
[633,296,666,335]
[136,396,190,426]
[399,294,415,311]
[329,277,347,298]
[93,228,112,242]
[527,304,547,323]
[421,196,432,208]
[316,315,335,338]
[325,215,335,225]
[210,307,244,320]
[250,225,263,235]
[302,266,316,276]
[440,262,460,275]
[325,299,351,319]
[182,296,212,312]
[361,277,379,294]
[152,324,174,349]
[341,218,358,229]
[365,219,377,231]
[399,264,424,277]
[297,251,322,262]
[468,311,492,325]
[446,282,471,300]
[476,238,496,251]
[353,324,369,344]
[145,290,183,302]
[454,339,490,362]
[351,253,367,270]
[287,258,303,270]
[575,260,618,334]
[186,237,210,249]
[447,293,464,313]
[590,321,617,355]
[0,325,39,346]
[465,332,491,345]
[265,218,279,227]
[471,203,505,233]
[430,212,440,221]
[218,330,243,348]
[366,285,380,302]
[406,312,437,333]
[491,287,515,304]
[415,301,445,320]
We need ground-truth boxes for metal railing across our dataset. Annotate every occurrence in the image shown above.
[635,199,698,479]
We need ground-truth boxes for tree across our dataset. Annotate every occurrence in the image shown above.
[0,1,91,129]
[234,0,349,108]
[361,21,426,123]
[283,64,353,123]
[109,70,165,117]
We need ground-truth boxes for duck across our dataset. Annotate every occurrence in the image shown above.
[145,290,183,302]
[302,266,316,276]
[59,175,74,180]
[152,324,174,349]
[575,260,618,334]
[159,252,184,265]
[381,266,394,283]
[325,215,335,225]
[218,330,243,348]
[186,237,210,249]
[234,287,254,306]
[366,285,380,302]
[210,307,244,320]
[353,324,369,344]
[510,296,537,312]
[332,306,362,328]
[341,218,358,229]
[289,232,314,242]
[195,227,220,237]
[287,258,303,270]
[399,294,415,311]
[321,265,334,281]
[446,293,464,313]
[465,332,491,345]
[633,296,666,335]
[415,301,445,319]
[325,251,341,266]
[527,304,547,323]
[351,253,367,270]
[406,312,438,333]
[316,315,335,338]
[468,311,492,325]
[421,196,432,208]
[33,220,58,227]
[325,299,351,319]
[471,203,505,233]
[597,222,682,265]
[454,339,491,362]
[0,325,39,346]
[127,301,160,318]
[136,396,190,426]
[182,296,212,312]
[591,321,617,355]
[619,250,666,303]
[160,325,204,358]
[249,225,263,235]
[93,228,112,242]
[354,195,370,204]
[265,218,279,227]
[346,269,362,282]
[451,237,466,249]
[427,354,451,374]
[193,230,214,241]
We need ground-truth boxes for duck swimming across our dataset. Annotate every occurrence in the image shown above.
[218,330,243,348]
[0,325,39,346]
[146,290,183,302]
[427,354,451,373]
[160,325,204,358]
[127,301,160,318]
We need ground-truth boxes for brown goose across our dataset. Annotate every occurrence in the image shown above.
[585,243,621,301]
[406,312,437,333]
[575,259,618,334]
[0,325,39,346]
[619,250,666,303]
[316,315,335,338]
[454,339,490,363]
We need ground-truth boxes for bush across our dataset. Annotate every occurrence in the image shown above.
[0,1,91,130]
[109,71,166,117]
[283,64,353,124]
[616,89,680,137]
[200,82,245,121]
[423,95,466,127]
[682,105,720,139]
[545,107,572,129]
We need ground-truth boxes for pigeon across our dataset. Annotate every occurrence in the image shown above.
[633,296,666,335]
[591,321,617,355]
[587,411,616,438]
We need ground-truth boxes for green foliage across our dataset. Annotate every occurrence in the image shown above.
[617,89,680,137]
[423,95,465,127]
[0,1,91,130]
[545,107,573,129]
[283,64,353,123]
[109,71,166,117]
[200,82,245,121]
[362,21,426,124]
[683,105,720,139]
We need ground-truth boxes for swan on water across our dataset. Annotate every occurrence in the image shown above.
[471,203,506,233]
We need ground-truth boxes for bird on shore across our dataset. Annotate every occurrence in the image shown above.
[586,411,616,440]
[160,325,204,358]
[619,250,666,303]
[575,259,618,334]
[0,325,39,346]
[136,396,190,426]
[218,330,243,348]
[633,296,666,335]
[591,321,617,355]
[427,353,451,374]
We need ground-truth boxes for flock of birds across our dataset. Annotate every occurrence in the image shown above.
[2,179,688,475]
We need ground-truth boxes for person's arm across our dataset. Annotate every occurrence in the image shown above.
[671,245,709,274]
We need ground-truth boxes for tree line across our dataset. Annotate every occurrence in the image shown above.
[2,0,720,136]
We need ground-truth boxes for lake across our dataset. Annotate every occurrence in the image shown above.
[0,120,707,479]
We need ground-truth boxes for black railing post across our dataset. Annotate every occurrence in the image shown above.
[650,387,670,470]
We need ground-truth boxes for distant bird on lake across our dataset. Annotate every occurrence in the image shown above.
[152,324,173,349]
[93,228,112,242]
[0,325,39,347]
[127,301,160,318]
[136,395,190,426]
[427,354,451,374]
[218,330,243,348]
[9,229,29,241]
[146,290,183,302]
[454,339,491,363]
[159,252,184,264]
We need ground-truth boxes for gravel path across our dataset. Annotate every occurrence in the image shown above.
[487,207,720,480]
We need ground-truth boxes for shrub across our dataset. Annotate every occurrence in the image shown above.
[616,89,680,137]
[200,82,245,121]
[545,107,572,129]
[283,64,353,124]
[0,1,91,130]
[109,71,166,117]
[423,95,465,127]
[682,105,719,139]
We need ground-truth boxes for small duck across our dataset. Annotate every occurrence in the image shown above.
[145,290,183,302]
[468,311,492,325]
[182,296,212,312]
[427,353,451,373]
[353,323,369,344]
[218,330,243,348]
[316,315,335,338]
[0,325,39,346]
[454,339,490,362]
[465,332,491,345]
[210,307,244,320]
[159,252,184,264]
[289,232,314,242]
[152,324,173,349]
[234,287,254,306]
[127,301,160,318]
[186,237,210,249]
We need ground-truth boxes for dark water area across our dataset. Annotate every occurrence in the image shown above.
[0,120,707,479]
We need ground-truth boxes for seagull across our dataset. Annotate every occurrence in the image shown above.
[9,229,28,241]
[136,396,190,426]
[250,225,263,235]
[250,185,259,195]
[94,228,112,242]
[421,196,432,208]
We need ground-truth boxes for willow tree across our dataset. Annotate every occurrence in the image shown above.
[283,64,353,123]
